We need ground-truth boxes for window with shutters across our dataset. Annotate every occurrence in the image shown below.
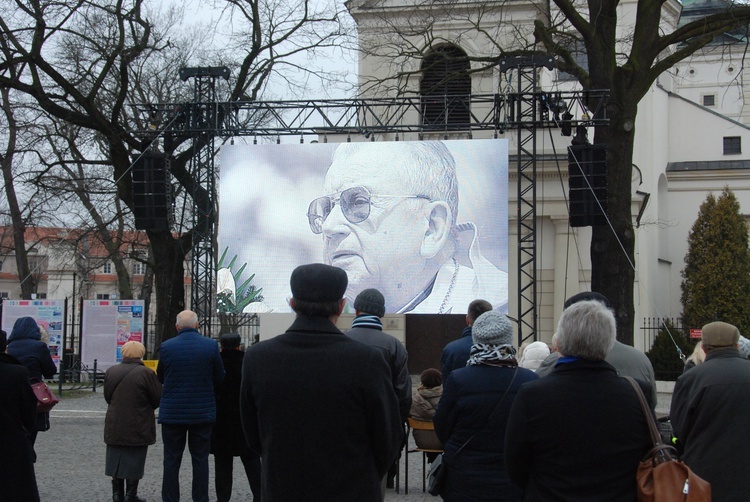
[420,45,471,126]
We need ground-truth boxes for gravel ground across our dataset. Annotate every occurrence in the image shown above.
[34,386,673,502]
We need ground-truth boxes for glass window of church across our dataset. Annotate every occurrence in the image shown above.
[420,45,471,126]
[724,136,741,155]
[557,39,588,81]
[702,94,716,107]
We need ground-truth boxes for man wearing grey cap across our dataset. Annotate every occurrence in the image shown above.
[240,264,402,501]
[345,288,411,494]
[670,321,750,501]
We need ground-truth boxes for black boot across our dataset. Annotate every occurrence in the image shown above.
[112,478,124,502]
[124,479,146,502]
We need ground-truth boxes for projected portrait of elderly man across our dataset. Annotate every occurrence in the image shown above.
[307,141,508,314]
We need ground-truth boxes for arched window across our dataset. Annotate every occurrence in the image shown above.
[420,45,471,126]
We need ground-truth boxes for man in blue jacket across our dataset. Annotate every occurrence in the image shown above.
[157,310,225,502]
[440,299,492,380]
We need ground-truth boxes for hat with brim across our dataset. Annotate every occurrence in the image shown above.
[701,321,740,347]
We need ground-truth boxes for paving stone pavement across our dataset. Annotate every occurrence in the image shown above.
[34,389,437,502]
[34,386,672,502]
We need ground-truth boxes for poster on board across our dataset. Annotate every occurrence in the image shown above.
[219,139,509,315]
[81,299,145,371]
[1,299,65,372]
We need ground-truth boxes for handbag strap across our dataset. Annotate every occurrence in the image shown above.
[108,363,140,397]
[624,375,662,447]
[454,366,519,457]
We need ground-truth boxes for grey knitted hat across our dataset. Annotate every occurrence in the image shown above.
[354,288,386,317]
[472,310,513,346]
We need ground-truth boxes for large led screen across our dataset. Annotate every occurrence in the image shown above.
[219,139,509,314]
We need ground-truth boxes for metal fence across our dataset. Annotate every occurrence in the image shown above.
[60,313,260,363]
[640,317,683,349]
[641,317,689,381]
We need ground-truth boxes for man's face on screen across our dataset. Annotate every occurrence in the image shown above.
[321,148,432,308]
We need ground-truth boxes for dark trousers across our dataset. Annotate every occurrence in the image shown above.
[214,451,262,501]
[161,423,213,502]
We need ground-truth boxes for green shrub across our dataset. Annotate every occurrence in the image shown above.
[646,321,693,381]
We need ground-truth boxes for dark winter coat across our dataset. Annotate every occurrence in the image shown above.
[440,326,472,381]
[210,349,250,457]
[671,348,750,502]
[505,359,653,502]
[157,327,225,425]
[104,359,162,446]
[8,316,57,432]
[434,364,538,501]
[346,323,412,420]
[240,315,402,502]
[7,316,57,381]
[0,353,40,502]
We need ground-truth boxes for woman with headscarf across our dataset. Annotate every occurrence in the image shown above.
[518,341,551,371]
[433,311,539,501]
[7,316,57,458]
[104,341,162,502]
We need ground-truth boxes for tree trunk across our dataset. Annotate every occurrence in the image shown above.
[148,230,187,352]
[0,87,34,299]
[591,103,637,345]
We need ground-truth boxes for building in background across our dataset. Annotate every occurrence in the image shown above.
[346,0,750,349]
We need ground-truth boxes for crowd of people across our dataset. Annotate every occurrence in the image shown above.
[5,262,750,502]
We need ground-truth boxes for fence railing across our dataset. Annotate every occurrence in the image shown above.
[61,313,260,364]
[641,317,688,381]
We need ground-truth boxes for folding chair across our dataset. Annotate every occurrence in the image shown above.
[403,417,444,494]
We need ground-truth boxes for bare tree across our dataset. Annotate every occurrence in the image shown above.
[0,0,351,346]
[349,0,750,344]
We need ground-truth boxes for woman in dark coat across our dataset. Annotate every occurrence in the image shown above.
[505,300,652,501]
[211,332,261,501]
[0,329,40,502]
[434,311,538,501]
[7,316,57,457]
[104,341,162,502]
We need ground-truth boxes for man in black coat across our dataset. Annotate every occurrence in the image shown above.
[240,264,402,502]
[211,332,261,501]
[671,321,750,502]
[345,288,411,492]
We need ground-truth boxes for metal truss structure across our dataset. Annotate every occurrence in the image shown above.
[134,61,608,342]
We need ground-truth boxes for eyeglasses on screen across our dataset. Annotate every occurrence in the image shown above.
[307,186,428,234]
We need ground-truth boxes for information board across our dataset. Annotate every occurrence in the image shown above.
[1,299,66,372]
[81,300,145,371]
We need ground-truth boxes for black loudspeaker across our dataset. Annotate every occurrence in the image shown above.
[132,153,173,231]
[568,144,608,227]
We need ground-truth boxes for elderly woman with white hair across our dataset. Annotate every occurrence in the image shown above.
[433,311,539,501]
[504,300,653,501]
[104,341,162,502]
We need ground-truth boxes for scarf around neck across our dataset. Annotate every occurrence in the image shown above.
[467,343,517,367]
[351,314,383,331]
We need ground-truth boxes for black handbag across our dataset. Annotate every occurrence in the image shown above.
[427,367,519,496]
